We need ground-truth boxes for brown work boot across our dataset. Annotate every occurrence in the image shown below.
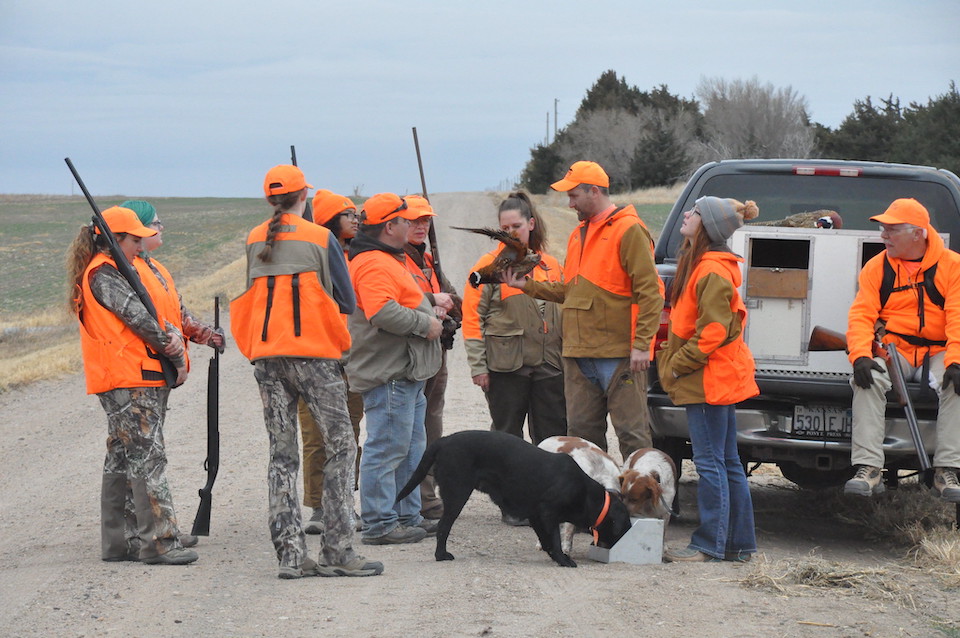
[843,465,885,497]
[932,467,960,503]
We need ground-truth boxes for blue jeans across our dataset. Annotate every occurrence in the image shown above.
[575,357,624,391]
[359,379,426,539]
[686,403,756,559]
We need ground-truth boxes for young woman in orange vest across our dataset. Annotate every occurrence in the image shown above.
[107,199,224,552]
[462,192,567,451]
[295,189,364,534]
[67,206,197,565]
[230,165,382,579]
[657,196,760,563]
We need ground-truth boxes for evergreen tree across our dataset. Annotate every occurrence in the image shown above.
[519,143,564,194]
[631,125,689,187]
[818,95,902,161]
[891,81,960,173]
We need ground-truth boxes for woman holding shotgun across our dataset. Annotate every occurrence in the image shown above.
[67,205,198,565]
[656,196,759,563]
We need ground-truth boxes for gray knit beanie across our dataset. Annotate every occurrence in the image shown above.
[697,196,741,242]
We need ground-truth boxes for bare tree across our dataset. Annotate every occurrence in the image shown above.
[689,76,815,165]
[555,108,654,191]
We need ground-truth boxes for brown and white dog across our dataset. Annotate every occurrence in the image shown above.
[538,436,622,554]
[619,448,677,534]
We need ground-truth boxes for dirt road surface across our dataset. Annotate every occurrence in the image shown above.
[1,193,955,637]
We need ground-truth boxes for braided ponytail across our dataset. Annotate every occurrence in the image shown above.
[258,189,304,262]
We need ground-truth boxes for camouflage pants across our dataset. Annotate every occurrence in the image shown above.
[99,386,183,557]
[254,357,359,568]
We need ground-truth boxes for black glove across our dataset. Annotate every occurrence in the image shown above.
[943,363,960,395]
[439,317,461,351]
[852,356,884,389]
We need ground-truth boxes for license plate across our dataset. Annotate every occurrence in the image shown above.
[792,405,852,439]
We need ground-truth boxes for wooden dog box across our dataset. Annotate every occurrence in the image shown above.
[587,517,663,565]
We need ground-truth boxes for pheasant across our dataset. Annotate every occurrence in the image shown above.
[749,209,843,229]
[452,226,545,288]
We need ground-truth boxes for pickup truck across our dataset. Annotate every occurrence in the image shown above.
[650,158,960,489]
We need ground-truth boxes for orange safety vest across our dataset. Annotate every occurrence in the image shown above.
[562,205,664,353]
[139,257,190,370]
[77,253,173,394]
[404,250,441,294]
[231,214,351,361]
[658,251,758,406]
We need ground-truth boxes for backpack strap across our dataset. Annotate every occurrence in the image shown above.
[261,275,276,342]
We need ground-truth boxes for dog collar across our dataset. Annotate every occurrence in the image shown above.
[590,491,611,545]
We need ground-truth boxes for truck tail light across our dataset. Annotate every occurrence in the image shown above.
[793,165,862,177]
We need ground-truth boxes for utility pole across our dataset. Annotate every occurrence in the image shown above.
[554,98,558,141]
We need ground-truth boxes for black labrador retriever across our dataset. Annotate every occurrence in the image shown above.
[396,430,631,567]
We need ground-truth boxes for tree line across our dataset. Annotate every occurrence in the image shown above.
[520,70,960,193]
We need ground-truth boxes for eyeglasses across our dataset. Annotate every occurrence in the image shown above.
[343,212,359,221]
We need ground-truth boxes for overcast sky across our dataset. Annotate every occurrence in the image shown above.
[2,1,957,199]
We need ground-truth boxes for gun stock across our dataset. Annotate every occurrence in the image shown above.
[65,158,178,388]
[191,296,221,536]
[884,342,931,473]
[808,325,849,352]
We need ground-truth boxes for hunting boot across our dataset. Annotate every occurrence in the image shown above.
[131,478,197,565]
[843,465,885,497]
[101,473,137,561]
[932,467,960,503]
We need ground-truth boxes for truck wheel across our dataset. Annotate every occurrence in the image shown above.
[778,462,852,490]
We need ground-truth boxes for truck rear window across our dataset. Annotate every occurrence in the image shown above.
[658,172,960,259]
[698,173,960,237]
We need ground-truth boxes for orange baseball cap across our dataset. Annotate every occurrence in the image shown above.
[550,160,610,191]
[95,206,157,238]
[312,190,356,226]
[403,194,436,219]
[263,164,313,197]
[870,198,931,228]
[361,193,422,225]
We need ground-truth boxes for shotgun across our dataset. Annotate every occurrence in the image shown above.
[411,127,445,284]
[290,145,314,223]
[411,126,461,350]
[191,296,221,536]
[884,342,932,472]
[808,325,930,471]
[64,157,179,388]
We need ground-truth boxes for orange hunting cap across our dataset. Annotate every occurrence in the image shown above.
[263,164,313,198]
[550,160,610,192]
[870,198,931,228]
[312,189,356,226]
[403,194,436,219]
[360,192,422,225]
[95,206,157,238]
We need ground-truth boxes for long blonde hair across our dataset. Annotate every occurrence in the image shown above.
[65,224,121,313]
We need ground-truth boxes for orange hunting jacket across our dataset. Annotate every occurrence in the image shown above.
[847,231,960,368]
[462,248,563,376]
[656,251,758,406]
[522,205,663,358]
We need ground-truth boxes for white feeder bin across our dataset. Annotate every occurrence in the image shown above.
[587,517,664,565]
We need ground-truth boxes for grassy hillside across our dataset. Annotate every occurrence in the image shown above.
[0,187,680,390]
